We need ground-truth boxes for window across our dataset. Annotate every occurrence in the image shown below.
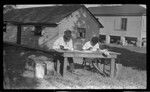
[3,24,6,32]
[114,18,127,31]
[77,28,86,38]
[121,18,127,30]
[34,26,42,36]
[96,18,99,21]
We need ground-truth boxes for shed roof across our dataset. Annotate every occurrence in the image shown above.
[4,5,103,28]
[4,5,82,24]
[88,5,146,16]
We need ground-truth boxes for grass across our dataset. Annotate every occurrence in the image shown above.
[104,44,146,70]
[4,46,40,89]
[3,44,147,89]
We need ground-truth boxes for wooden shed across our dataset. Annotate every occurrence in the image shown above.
[3,5,103,50]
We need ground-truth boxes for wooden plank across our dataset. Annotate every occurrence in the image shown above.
[64,53,117,58]
[54,60,57,72]
[3,41,59,55]
[62,57,68,77]
[56,60,60,74]
[103,61,105,74]
[17,25,22,44]
[110,58,116,78]
[56,49,120,55]
[4,21,58,27]
[93,62,106,76]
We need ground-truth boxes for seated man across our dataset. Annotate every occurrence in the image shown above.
[82,36,110,69]
[82,36,100,51]
[53,30,74,74]
[83,36,110,56]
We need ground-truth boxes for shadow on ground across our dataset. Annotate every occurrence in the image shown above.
[3,43,146,89]
[4,46,39,89]
[104,45,146,71]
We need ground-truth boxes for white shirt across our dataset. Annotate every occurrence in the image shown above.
[53,37,73,50]
[82,41,99,51]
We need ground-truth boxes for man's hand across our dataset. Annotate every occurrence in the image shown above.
[87,47,92,50]
[60,45,64,49]
[60,45,68,50]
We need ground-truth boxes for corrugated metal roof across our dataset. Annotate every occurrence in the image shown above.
[4,5,83,24]
[88,5,146,16]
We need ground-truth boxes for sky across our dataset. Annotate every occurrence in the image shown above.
[16,4,146,8]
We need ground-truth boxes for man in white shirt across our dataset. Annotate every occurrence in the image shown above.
[82,37,99,69]
[82,36,110,56]
[82,36,100,51]
[53,30,74,74]
[53,31,73,50]
[82,36,110,70]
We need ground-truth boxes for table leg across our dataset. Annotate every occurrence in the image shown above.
[62,57,68,77]
[34,62,36,78]
[57,60,60,74]
[54,60,57,72]
[110,58,116,78]
[103,61,105,74]
[97,60,103,72]
[44,63,47,75]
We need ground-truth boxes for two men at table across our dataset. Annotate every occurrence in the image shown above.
[52,29,109,74]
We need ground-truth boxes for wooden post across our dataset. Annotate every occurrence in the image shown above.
[34,63,36,78]
[62,57,68,77]
[54,60,57,72]
[56,60,60,74]
[106,35,110,44]
[121,36,126,46]
[17,25,22,44]
[136,38,142,47]
[110,58,116,78]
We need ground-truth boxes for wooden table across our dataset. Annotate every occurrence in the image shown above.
[55,50,120,78]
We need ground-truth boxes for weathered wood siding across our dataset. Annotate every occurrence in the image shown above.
[39,7,100,50]
[21,26,40,48]
[38,27,59,50]
[3,24,17,43]
[141,16,146,38]
[58,7,100,48]
[97,16,143,39]
[4,7,100,50]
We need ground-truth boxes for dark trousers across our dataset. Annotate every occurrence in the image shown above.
[54,54,73,75]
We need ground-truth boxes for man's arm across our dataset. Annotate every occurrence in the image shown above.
[82,42,92,50]
[92,43,100,51]
[65,39,74,50]
[53,38,63,49]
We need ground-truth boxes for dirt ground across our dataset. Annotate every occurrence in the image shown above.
[3,44,146,89]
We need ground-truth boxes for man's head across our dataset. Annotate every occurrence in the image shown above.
[63,30,72,42]
[90,36,99,46]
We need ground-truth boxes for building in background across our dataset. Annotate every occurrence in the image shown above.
[89,5,146,47]
[4,5,103,50]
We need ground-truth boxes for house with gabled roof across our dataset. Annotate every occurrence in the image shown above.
[88,5,146,47]
[3,5,103,50]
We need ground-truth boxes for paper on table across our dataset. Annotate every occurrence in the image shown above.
[73,50,93,53]
[99,49,110,55]
[82,50,93,53]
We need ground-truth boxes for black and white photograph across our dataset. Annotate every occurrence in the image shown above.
[3,4,146,89]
